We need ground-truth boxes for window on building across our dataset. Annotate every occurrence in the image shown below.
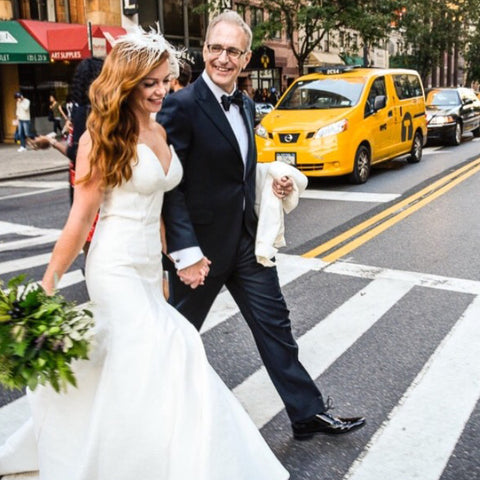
[269,10,281,39]
[138,2,160,30]
[235,3,246,20]
[187,0,205,46]
[163,0,184,38]
[19,0,48,20]
[324,31,330,52]
[251,7,264,28]
[138,0,205,48]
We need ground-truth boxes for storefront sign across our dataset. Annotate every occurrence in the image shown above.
[92,37,107,58]
[51,51,83,60]
[123,0,138,15]
[0,31,17,43]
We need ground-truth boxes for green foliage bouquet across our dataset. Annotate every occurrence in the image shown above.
[0,274,94,393]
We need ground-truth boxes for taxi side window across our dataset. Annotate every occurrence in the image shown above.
[365,77,386,117]
[393,74,423,99]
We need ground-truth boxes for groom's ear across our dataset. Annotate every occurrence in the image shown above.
[242,51,252,70]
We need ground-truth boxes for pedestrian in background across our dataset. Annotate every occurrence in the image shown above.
[169,61,192,92]
[48,94,67,136]
[14,92,32,153]
[35,57,104,254]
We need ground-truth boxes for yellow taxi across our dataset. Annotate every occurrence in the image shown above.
[255,67,427,183]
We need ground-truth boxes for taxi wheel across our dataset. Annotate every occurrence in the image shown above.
[348,145,370,184]
[407,131,423,163]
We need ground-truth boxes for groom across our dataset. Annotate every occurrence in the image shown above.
[158,10,365,440]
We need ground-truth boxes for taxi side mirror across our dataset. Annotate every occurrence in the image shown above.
[374,95,386,111]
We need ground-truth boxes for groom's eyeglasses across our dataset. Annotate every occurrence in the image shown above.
[206,44,246,59]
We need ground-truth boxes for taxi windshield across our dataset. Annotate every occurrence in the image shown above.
[277,78,365,110]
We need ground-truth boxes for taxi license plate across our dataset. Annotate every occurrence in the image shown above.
[276,152,296,165]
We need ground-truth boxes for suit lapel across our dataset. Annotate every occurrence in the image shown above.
[241,100,256,175]
[194,77,243,160]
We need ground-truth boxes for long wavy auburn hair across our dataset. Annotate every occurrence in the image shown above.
[81,38,170,188]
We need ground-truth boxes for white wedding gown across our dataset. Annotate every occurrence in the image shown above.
[0,144,289,480]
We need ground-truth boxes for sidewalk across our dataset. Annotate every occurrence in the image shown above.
[0,143,69,181]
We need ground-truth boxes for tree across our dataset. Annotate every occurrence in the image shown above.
[465,26,480,85]
[391,0,480,84]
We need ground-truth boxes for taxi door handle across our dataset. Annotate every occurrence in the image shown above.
[380,123,387,131]
[388,110,393,117]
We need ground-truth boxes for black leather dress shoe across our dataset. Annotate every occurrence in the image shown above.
[292,412,366,440]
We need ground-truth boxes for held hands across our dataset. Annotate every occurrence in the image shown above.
[177,257,211,289]
[272,176,293,199]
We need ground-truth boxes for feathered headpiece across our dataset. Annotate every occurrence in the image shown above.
[105,24,183,77]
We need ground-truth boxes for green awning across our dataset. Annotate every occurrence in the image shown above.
[342,55,364,67]
[0,21,49,63]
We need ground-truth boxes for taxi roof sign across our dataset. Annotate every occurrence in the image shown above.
[313,65,357,75]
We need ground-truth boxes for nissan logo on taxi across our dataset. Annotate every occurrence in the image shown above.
[284,134,293,143]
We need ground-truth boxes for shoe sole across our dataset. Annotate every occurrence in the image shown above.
[293,421,366,440]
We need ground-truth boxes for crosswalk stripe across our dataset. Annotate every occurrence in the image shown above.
[326,261,480,295]
[0,233,61,253]
[0,181,68,189]
[0,222,61,253]
[300,190,400,203]
[344,294,480,480]
[0,253,52,275]
[234,277,414,428]
[0,221,60,237]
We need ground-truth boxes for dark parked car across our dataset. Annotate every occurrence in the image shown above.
[425,87,480,146]
[254,102,274,125]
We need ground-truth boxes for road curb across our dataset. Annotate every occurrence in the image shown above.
[0,167,69,182]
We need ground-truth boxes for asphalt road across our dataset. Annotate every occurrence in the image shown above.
[1,136,479,480]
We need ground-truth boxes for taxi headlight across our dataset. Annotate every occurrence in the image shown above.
[429,115,455,125]
[314,119,348,139]
[255,124,268,139]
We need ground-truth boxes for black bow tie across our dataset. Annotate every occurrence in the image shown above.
[221,90,243,111]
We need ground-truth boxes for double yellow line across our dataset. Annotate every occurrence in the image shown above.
[302,157,480,263]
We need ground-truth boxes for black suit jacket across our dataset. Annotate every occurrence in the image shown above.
[158,76,258,276]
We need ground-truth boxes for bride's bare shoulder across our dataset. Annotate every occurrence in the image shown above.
[151,120,167,141]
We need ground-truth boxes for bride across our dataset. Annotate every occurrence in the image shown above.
[0,29,289,480]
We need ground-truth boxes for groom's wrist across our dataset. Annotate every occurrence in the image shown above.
[169,246,204,270]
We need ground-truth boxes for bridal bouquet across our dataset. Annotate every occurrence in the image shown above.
[0,275,94,393]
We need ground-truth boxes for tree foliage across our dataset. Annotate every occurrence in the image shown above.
[391,0,480,84]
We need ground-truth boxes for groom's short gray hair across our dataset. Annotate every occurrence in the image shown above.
[205,10,253,52]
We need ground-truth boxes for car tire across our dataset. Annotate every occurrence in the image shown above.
[407,131,423,163]
[449,122,462,146]
[348,144,370,184]
[473,126,480,137]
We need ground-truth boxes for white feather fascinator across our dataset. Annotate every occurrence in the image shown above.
[106,24,183,77]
